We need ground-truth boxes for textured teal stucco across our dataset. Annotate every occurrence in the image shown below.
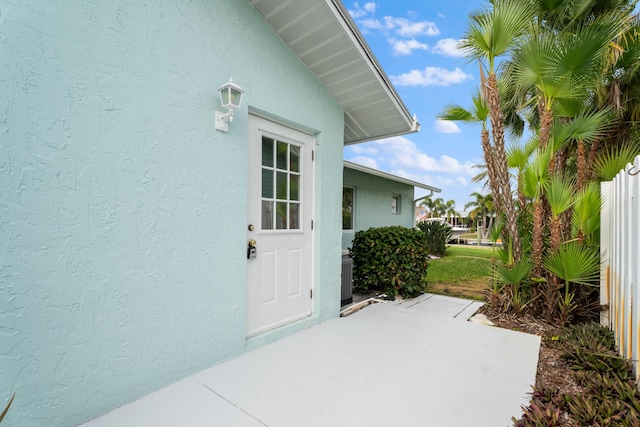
[0,1,343,425]
[342,167,416,249]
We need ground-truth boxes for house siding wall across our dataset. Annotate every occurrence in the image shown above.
[342,167,415,249]
[0,1,343,426]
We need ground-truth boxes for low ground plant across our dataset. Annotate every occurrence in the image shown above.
[514,322,640,426]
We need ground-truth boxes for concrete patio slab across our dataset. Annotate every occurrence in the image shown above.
[81,296,541,427]
[398,293,485,320]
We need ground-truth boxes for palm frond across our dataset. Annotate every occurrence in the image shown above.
[438,106,478,123]
[522,146,551,199]
[592,142,640,180]
[572,182,602,238]
[544,241,600,286]
[507,141,534,169]
[557,108,613,143]
[497,257,533,285]
[461,0,536,71]
[546,175,576,216]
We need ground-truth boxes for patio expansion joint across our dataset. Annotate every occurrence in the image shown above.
[452,300,482,320]
[400,293,434,308]
[192,379,270,427]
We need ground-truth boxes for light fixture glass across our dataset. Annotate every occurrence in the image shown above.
[215,78,244,132]
[219,79,244,111]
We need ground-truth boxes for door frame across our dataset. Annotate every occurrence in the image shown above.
[246,113,315,337]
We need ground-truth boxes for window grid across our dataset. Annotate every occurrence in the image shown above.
[261,136,302,231]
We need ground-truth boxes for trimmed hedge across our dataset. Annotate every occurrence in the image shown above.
[349,226,428,298]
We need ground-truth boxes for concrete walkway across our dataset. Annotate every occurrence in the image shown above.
[81,294,540,427]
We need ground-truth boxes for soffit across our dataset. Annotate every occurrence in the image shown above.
[249,0,419,145]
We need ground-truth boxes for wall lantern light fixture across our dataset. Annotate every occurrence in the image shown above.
[215,78,244,132]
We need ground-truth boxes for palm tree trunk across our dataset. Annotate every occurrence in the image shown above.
[531,199,544,276]
[480,129,503,214]
[550,215,562,253]
[539,99,553,149]
[577,139,588,191]
[586,138,600,182]
[486,73,521,262]
[517,173,526,212]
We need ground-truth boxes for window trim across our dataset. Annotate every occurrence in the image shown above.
[391,193,401,215]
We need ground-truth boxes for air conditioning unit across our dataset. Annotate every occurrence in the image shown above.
[341,254,353,306]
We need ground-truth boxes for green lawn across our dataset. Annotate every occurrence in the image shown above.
[426,245,495,300]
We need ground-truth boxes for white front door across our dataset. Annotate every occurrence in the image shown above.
[246,114,314,337]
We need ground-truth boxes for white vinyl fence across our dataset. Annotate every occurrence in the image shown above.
[601,154,640,381]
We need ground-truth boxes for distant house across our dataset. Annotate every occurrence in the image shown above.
[1,1,420,426]
[342,161,440,249]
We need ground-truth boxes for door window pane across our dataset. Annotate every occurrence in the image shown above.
[289,203,300,229]
[262,201,274,230]
[290,174,299,201]
[262,137,274,167]
[262,169,273,198]
[290,146,300,172]
[277,141,288,170]
[276,171,287,200]
[276,202,287,229]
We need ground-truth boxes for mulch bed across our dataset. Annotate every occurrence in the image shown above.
[477,304,586,422]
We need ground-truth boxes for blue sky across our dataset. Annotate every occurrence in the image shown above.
[344,1,488,212]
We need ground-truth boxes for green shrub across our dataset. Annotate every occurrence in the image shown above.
[416,220,452,257]
[349,226,428,298]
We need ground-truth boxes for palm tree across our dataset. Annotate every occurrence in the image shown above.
[464,192,495,240]
[522,146,552,276]
[460,0,534,262]
[433,198,447,219]
[444,199,458,224]
[439,90,503,215]
[545,176,576,252]
[507,138,536,211]
[419,197,435,219]
[457,0,640,322]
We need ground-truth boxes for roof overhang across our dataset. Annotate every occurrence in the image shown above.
[249,0,420,145]
[344,161,441,193]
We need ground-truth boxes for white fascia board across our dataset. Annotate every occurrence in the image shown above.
[344,160,441,193]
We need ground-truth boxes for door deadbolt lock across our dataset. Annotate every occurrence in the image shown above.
[247,239,257,259]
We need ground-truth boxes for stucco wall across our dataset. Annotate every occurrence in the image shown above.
[0,1,343,426]
[342,167,415,249]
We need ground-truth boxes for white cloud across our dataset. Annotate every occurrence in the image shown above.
[389,38,429,56]
[349,156,378,169]
[367,136,475,175]
[432,176,468,187]
[434,119,461,134]
[346,137,478,209]
[357,16,439,38]
[384,17,439,37]
[348,2,376,19]
[431,38,465,57]
[350,145,379,155]
[391,67,473,87]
